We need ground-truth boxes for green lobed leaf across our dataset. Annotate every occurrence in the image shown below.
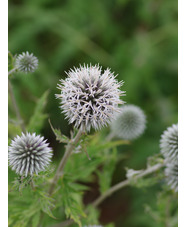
[144,190,178,227]
[38,190,56,219]
[60,179,86,227]
[97,147,117,194]
[8,184,56,227]
[82,206,100,226]
[31,212,41,227]
[49,119,69,143]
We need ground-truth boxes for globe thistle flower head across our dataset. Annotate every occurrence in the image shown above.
[8,132,53,177]
[165,160,178,192]
[15,51,38,73]
[160,124,178,192]
[111,104,146,140]
[56,64,124,131]
[160,124,178,162]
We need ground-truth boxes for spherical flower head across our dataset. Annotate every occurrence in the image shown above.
[8,132,53,177]
[56,64,124,131]
[160,123,178,192]
[111,104,146,140]
[165,160,178,192]
[160,124,178,162]
[15,51,38,73]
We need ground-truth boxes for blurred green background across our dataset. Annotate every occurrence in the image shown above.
[8,0,178,226]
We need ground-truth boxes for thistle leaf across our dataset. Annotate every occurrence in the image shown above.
[97,147,117,193]
[60,179,86,227]
[49,119,69,143]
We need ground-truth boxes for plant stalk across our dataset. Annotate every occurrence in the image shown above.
[38,128,84,227]
[51,161,165,227]
[8,79,26,133]
[8,67,17,76]
[91,162,165,208]
[48,128,84,195]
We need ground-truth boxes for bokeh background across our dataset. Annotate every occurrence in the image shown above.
[8,0,178,226]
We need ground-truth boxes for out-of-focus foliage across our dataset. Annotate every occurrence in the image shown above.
[8,0,177,226]
[27,90,49,134]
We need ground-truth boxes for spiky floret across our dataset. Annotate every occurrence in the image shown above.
[160,124,178,192]
[8,132,53,177]
[56,64,124,131]
[160,124,178,162]
[111,104,146,140]
[15,51,38,73]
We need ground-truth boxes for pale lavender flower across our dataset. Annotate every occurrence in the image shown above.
[111,104,146,140]
[15,51,38,73]
[8,132,53,177]
[56,64,124,131]
[160,124,178,192]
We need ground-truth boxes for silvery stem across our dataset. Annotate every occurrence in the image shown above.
[91,162,165,208]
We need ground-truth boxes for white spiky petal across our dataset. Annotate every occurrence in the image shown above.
[8,132,53,177]
[15,51,38,73]
[56,64,124,131]
[160,123,178,192]
[111,104,146,140]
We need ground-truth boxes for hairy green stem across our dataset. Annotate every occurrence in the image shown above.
[8,79,26,133]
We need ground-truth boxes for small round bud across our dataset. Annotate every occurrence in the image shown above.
[8,132,53,176]
[15,51,38,73]
[111,104,146,140]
